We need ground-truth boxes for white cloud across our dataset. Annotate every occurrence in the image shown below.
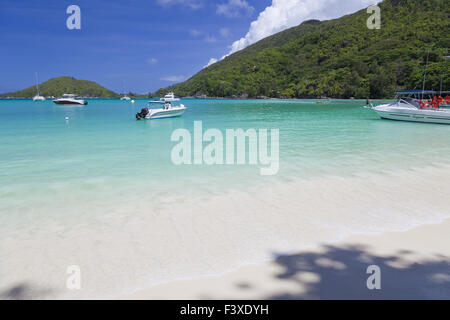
[189,29,218,43]
[147,58,158,65]
[189,29,202,37]
[160,75,186,82]
[157,0,203,10]
[216,0,254,18]
[219,27,232,39]
[204,58,218,68]
[225,0,378,56]
[204,35,217,43]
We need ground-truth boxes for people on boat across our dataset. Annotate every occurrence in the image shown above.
[445,95,450,105]
[419,95,447,109]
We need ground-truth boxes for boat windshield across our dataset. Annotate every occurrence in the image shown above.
[148,101,165,107]
[395,90,450,109]
[400,97,420,108]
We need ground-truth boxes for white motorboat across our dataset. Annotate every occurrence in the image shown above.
[160,92,180,102]
[366,90,450,124]
[120,95,131,101]
[53,94,88,105]
[32,72,45,101]
[136,101,186,120]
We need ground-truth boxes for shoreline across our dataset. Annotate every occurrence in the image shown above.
[0,97,391,101]
[2,94,450,300]
[123,219,450,300]
[2,164,450,300]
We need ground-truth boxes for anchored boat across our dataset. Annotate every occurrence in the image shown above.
[120,81,131,100]
[53,94,88,105]
[366,90,450,124]
[32,72,45,101]
[160,92,180,102]
[136,101,186,120]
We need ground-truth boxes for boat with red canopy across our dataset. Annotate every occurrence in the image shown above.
[366,90,450,124]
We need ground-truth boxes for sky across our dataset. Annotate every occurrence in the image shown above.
[0,0,377,94]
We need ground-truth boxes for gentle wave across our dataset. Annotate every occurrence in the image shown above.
[1,164,449,299]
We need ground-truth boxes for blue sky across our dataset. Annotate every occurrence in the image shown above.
[0,0,271,94]
[0,0,375,94]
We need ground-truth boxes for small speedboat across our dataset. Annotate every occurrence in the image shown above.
[366,90,450,124]
[136,101,186,120]
[316,98,331,104]
[53,94,88,105]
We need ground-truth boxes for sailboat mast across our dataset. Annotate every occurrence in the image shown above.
[35,72,40,96]
[422,50,430,99]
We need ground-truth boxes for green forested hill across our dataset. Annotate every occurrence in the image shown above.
[153,0,449,99]
[1,76,119,98]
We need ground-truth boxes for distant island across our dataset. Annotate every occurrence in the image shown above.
[0,76,148,99]
[151,0,449,100]
[3,1,448,101]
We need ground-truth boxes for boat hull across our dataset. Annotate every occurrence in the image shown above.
[373,106,450,125]
[148,108,186,119]
[52,100,88,105]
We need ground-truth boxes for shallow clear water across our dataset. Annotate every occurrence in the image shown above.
[2,99,450,192]
[1,99,450,298]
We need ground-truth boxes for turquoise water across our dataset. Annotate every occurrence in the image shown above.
[1,98,450,298]
[2,98,450,189]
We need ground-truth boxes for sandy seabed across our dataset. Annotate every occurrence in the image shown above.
[1,165,450,299]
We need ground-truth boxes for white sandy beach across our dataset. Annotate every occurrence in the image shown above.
[1,165,450,300]
[125,219,450,300]
[2,0,449,304]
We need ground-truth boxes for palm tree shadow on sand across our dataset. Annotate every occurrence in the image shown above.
[1,245,449,299]
[0,282,54,300]
[262,244,450,299]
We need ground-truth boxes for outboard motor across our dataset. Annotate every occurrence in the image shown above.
[136,108,149,120]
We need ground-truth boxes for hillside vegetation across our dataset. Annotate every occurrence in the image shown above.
[1,76,119,98]
[153,0,449,99]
